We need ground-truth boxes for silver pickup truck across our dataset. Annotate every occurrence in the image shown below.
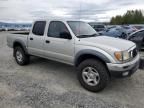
[7,19,140,92]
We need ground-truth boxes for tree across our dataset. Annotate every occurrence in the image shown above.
[110,10,144,25]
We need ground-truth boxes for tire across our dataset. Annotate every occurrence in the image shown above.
[77,59,109,92]
[14,46,30,66]
[121,33,127,39]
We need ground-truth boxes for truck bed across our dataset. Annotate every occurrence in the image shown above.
[12,31,29,35]
[7,31,29,48]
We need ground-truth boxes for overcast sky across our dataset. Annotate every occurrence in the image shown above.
[0,0,144,23]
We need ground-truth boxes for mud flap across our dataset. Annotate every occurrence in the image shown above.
[139,58,144,69]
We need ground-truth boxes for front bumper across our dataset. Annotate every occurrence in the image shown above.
[107,55,140,77]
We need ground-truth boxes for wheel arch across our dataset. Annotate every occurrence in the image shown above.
[75,50,111,67]
[13,40,28,56]
[74,50,112,76]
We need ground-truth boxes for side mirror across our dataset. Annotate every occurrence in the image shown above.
[99,33,103,35]
[60,32,72,39]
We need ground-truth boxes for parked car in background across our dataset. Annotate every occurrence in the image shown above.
[132,25,144,30]
[127,29,144,50]
[122,25,138,34]
[89,23,107,34]
[93,24,106,32]
[102,26,128,39]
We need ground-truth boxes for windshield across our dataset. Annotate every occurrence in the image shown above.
[67,21,99,38]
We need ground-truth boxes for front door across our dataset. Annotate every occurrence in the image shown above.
[43,21,75,64]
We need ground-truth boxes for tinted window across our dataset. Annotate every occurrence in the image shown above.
[123,26,130,29]
[135,31,144,37]
[130,30,144,40]
[140,30,144,35]
[48,21,70,39]
[32,21,46,36]
[134,26,144,30]
[94,25,105,28]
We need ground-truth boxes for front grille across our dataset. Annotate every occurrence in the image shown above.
[133,48,138,58]
[129,48,138,58]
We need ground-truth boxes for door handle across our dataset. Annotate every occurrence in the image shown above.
[30,38,33,40]
[45,40,50,43]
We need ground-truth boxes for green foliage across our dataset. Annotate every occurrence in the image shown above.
[110,10,144,25]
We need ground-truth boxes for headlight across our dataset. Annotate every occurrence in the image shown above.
[123,51,130,61]
[114,51,130,61]
[114,52,122,61]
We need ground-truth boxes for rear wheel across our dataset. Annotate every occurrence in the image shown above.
[14,46,30,66]
[77,59,109,92]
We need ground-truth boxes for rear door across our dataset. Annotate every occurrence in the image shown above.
[28,21,46,56]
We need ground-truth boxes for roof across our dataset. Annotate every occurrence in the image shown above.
[33,18,82,22]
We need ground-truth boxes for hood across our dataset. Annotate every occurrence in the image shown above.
[77,36,135,51]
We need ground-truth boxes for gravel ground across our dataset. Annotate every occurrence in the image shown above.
[0,31,144,108]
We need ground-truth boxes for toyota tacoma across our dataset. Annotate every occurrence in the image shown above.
[7,19,140,92]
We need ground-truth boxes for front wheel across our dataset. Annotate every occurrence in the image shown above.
[14,46,30,66]
[77,59,109,92]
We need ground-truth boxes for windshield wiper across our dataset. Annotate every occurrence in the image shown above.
[77,33,99,38]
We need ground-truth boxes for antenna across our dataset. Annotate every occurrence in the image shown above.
[78,0,83,36]
[79,0,82,20]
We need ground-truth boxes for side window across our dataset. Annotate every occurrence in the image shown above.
[130,33,138,40]
[137,31,144,40]
[140,30,144,36]
[32,21,46,36]
[48,21,71,39]
[130,31,144,40]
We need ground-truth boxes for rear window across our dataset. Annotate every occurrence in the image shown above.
[134,26,143,30]
[123,26,130,29]
[94,25,105,28]
[32,21,46,36]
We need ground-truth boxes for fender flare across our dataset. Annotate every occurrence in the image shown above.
[13,39,28,54]
[75,49,112,66]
